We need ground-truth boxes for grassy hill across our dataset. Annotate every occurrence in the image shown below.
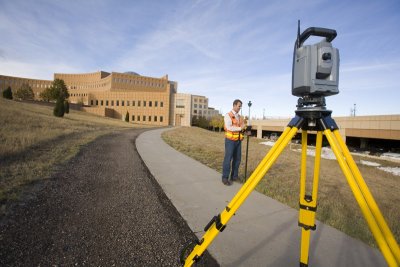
[0,98,140,213]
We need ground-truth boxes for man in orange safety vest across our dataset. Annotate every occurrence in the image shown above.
[222,99,245,186]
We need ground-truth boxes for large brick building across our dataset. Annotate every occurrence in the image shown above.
[1,71,220,126]
[0,71,222,126]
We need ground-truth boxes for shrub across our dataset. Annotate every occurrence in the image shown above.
[2,86,13,99]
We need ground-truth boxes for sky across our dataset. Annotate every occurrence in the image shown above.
[1,0,399,118]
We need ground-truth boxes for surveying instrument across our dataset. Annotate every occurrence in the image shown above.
[180,22,400,267]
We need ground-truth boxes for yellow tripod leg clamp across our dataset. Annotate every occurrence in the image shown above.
[298,196,317,231]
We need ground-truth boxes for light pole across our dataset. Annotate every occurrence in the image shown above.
[353,103,356,116]
[244,101,252,181]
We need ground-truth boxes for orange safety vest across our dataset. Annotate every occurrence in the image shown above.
[224,111,244,141]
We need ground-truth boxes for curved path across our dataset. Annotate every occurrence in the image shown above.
[0,129,218,266]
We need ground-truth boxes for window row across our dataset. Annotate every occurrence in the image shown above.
[0,79,51,88]
[193,110,215,115]
[69,83,108,90]
[71,93,88,97]
[131,115,163,123]
[193,98,207,103]
[90,99,164,108]
[113,78,164,88]
[193,104,207,109]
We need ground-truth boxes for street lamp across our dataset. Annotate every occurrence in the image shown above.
[353,103,356,117]
[248,101,252,123]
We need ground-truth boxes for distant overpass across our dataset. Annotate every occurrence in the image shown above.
[251,115,400,151]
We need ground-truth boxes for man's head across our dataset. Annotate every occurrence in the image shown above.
[232,99,242,113]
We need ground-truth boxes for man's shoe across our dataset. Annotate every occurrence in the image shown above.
[222,179,231,186]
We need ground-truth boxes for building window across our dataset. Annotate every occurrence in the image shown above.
[116,100,119,106]
[90,100,94,105]
[96,100,98,105]
[101,100,104,106]
[194,104,197,108]
[106,100,109,106]
[132,100,135,106]
[148,116,151,122]
[155,101,158,107]
[143,116,146,121]
[132,115,135,121]
[154,116,157,122]
[143,101,146,107]
[127,101,130,106]
[137,116,140,121]
[138,101,141,107]
[160,102,164,107]
[122,100,124,106]
[160,116,163,122]
[176,99,185,108]
[111,100,114,106]
[149,101,152,107]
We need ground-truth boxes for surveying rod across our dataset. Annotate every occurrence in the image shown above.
[244,101,252,181]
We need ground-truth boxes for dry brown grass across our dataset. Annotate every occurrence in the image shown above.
[0,98,147,212]
[162,126,400,248]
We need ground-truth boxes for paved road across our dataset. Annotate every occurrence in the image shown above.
[0,129,218,266]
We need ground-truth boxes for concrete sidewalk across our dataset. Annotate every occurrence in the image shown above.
[136,128,387,267]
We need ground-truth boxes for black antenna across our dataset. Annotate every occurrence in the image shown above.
[297,20,301,49]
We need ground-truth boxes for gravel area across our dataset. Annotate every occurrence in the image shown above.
[0,129,218,266]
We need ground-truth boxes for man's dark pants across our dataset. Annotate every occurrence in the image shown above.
[222,138,242,181]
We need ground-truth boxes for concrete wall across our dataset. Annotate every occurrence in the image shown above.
[252,115,400,141]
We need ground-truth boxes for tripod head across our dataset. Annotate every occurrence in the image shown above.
[292,21,340,113]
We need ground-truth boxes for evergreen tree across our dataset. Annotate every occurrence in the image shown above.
[2,86,13,99]
[53,97,65,117]
[40,78,69,102]
[125,111,129,122]
[64,100,70,114]
[14,83,34,100]
[51,79,69,100]
[39,88,52,102]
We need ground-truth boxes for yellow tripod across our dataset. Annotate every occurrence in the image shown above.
[180,109,400,267]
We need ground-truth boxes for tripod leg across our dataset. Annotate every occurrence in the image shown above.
[226,127,296,216]
[181,126,299,267]
[332,130,400,265]
[324,129,398,267]
[244,134,250,181]
[298,131,323,267]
